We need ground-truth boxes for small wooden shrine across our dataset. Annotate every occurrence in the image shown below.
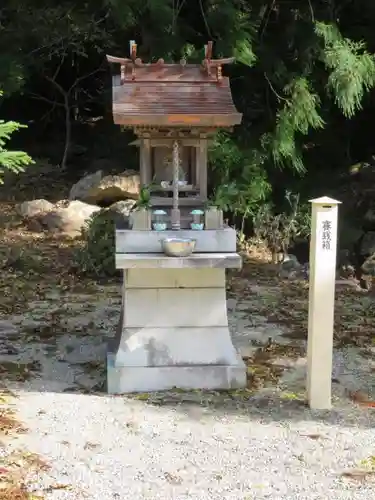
[106,43,246,394]
[106,41,242,224]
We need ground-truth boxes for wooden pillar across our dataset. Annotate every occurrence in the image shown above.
[171,139,181,230]
[140,137,152,186]
[307,196,341,410]
[197,137,208,200]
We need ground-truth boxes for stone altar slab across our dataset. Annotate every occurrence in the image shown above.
[107,258,246,393]
[115,228,237,254]
[115,252,242,269]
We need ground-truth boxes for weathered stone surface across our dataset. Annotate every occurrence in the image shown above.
[16,199,54,218]
[116,227,237,253]
[361,252,375,275]
[106,200,135,227]
[68,171,103,202]
[27,200,100,235]
[85,200,135,236]
[359,231,375,256]
[278,254,308,279]
[109,267,246,393]
[69,170,140,205]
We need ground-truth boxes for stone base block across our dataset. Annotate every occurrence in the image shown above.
[107,353,247,394]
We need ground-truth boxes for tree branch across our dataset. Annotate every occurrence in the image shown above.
[264,73,288,102]
[44,75,67,97]
[259,0,276,41]
[52,55,66,82]
[307,0,315,22]
[39,102,58,122]
[67,65,104,94]
[199,0,213,39]
[29,93,65,107]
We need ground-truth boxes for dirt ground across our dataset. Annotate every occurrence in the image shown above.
[1,168,375,498]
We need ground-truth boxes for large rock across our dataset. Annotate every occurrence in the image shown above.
[69,169,140,205]
[16,199,54,218]
[85,200,135,237]
[69,171,103,202]
[106,200,136,228]
[362,252,375,276]
[26,200,100,236]
[279,254,309,279]
[359,231,375,256]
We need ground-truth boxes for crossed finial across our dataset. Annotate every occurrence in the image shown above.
[106,40,234,84]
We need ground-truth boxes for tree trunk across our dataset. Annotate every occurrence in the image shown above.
[61,93,71,170]
[45,76,72,170]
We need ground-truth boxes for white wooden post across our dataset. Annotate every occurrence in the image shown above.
[307,196,341,410]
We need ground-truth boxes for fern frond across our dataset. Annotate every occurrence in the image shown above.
[0,92,34,182]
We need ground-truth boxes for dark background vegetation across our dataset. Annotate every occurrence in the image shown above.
[2,0,375,245]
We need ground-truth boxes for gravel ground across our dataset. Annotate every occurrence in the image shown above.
[1,281,375,499]
[10,390,375,500]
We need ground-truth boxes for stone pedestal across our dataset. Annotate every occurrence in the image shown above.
[108,254,246,393]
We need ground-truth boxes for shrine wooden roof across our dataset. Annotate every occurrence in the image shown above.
[106,43,242,128]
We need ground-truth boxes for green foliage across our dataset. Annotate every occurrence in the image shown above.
[0,4,112,93]
[253,191,310,260]
[2,0,375,220]
[316,22,375,118]
[272,78,325,172]
[75,210,117,277]
[234,38,257,67]
[0,92,34,184]
[135,186,152,210]
[209,132,270,218]
[203,0,255,57]
[134,181,159,210]
[208,182,239,212]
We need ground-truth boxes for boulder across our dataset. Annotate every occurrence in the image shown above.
[68,170,103,202]
[287,239,309,265]
[84,200,135,236]
[359,231,375,256]
[279,254,300,277]
[106,200,136,228]
[27,200,100,236]
[337,249,355,278]
[362,252,375,276]
[364,209,375,226]
[69,169,140,205]
[279,254,309,279]
[16,199,54,218]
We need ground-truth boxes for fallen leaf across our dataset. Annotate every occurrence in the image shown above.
[134,393,150,401]
[341,469,374,481]
[361,401,375,408]
[0,483,29,499]
[360,456,375,468]
[46,483,73,491]
[302,433,324,440]
[348,390,370,404]
[281,391,302,401]
[83,442,100,450]
[164,472,182,485]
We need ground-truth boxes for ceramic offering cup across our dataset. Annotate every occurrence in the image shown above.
[152,209,167,231]
[190,209,204,230]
